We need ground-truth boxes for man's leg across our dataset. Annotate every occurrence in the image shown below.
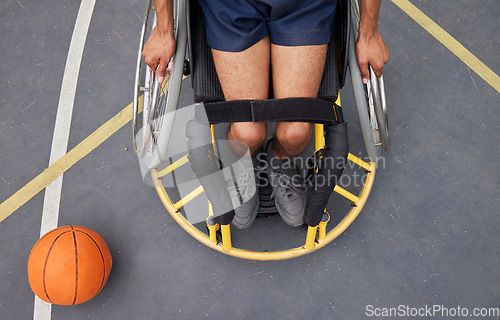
[212,37,271,156]
[271,43,328,158]
[258,43,328,227]
[211,37,271,229]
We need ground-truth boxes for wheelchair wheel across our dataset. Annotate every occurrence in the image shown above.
[367,69,390,152]
[348,0,390,161]
[133,0,187,165]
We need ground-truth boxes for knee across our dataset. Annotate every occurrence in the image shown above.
[276,122,312,148]
[229,122,267,153]
[240,129,267,149]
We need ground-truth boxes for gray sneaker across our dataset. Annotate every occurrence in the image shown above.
[264,138,307,227]
[227,158,260,229]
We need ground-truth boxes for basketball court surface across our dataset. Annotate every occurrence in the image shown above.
[1,0,499,319]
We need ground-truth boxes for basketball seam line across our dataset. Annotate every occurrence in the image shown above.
[71,226,79,305]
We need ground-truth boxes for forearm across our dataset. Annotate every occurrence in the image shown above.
[154,0,174,35]
[358,0,382,36]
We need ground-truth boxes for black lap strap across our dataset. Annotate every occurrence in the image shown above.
[204,97,344,124]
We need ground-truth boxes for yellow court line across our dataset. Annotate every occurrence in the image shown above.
[0,102,134,223]
[391,0,500,93]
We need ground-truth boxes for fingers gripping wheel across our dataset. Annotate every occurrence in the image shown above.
[133,0,187,166]
[348,0,390,161]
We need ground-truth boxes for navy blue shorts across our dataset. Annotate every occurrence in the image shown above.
[198,0,337,52]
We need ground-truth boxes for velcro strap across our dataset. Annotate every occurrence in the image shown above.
[204,97,344,124]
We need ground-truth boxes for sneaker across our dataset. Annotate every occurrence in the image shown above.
[263,137,307,227]
[227,158,260,229]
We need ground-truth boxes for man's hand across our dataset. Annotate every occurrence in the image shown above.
[356,28,389,83]
[356,0,389,84]
[142,26,176,84]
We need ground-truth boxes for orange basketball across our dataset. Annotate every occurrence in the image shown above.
[27,225,112,305]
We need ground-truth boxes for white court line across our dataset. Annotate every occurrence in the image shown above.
[34,0,96,319]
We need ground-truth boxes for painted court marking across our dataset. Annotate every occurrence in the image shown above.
[33,0,96,319]
[0,101,133,221]
[40,0,95,236]
[391,0,500,93]
[0,1,498,225]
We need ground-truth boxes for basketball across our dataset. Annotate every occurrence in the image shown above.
[27,225,112,305]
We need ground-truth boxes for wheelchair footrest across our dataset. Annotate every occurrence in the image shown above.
[257,184,279,215]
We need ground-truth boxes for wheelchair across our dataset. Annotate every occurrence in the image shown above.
[132,0,390,260]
